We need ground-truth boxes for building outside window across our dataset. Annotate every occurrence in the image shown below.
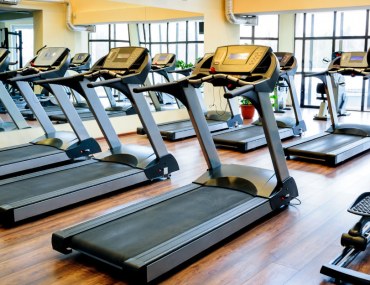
[295,10,370,111]
[240,15,279,52]
[88,23,130,64]
[138,20,204,84]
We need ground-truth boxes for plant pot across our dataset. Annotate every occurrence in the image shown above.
[240,104,255,119]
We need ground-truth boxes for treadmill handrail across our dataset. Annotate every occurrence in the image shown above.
[0,70,17,80]
[167,67,193,76]
[224,85,254,98]
[87,77,122,88]
[305,70,328,77]
[329,67,370,77]
[133,80,183,94]
[34,73,86,86]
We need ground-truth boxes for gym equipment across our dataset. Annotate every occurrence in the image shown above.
[144,53,183,111]
[0,47,100,177]
[320,192,370,284]
[52,45,298,283]
[0,48,30,132]
[212,52,306,152]
[48,54,131,123]
[21,53,93,120]
[137,53,242,141]
[284,50,370,166]
[314,52,349,120]
[0,46,178,226]
[65,53,92,108]
[314,82,331,120]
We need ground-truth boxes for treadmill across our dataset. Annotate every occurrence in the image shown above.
[137,53,242,141]
[21,53,93,120]
[0,46,178,226]
[0,48,30,132]
[144,53,185,112]
[52,45,299,283]
[212,52,306,152]
[283,50,370,166]
[0,47,101,177]
[49,54,129,123]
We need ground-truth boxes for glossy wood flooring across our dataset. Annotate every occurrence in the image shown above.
[0,109,369,285]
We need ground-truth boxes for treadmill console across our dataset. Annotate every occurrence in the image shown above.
[152,53,175,68]
[33,47,69,67]
[0,48,9,61]
[192,53,213,75]
[211,45,272,74]
[340,52,369,68]
[71,53,90,65]
[0,48,10,72]
[103,47,146,70]
[274,52,294,68]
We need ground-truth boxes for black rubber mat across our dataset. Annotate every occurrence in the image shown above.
[70,185,254,266]
[0,161,132,204]
[0,144,62,164]
[287,134,363,154]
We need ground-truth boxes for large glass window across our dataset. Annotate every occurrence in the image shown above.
[88,23,130,64]
[295,10,370,111]
[137,20,204,66]
[240,15,279,52]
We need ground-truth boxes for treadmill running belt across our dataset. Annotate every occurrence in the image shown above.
[70,186,254,266]
[0,144,62,165]
[213,125,265,142]
[158,120,221,132]
[287,134,363,154]
[158,120,194,131]
[0,161,132,205]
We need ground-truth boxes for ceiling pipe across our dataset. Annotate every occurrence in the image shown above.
[225,0,258,25]
[65,0,95,32]
[24,0,95,32]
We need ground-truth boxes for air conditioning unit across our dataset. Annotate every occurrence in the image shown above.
[237,15,258,26]
[0,0,20,5]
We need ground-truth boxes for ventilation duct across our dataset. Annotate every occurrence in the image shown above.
[65,0,95,32]
[25,0,95,32]
[0,0,20,5]
[225,0,258,25]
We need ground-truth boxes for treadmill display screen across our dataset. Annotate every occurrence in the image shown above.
[350,55,364,62]
[228,53,249,60]
[114,53,131,62]
[158,55,168,61]
[33,47,67,67]
[72,53,89,64]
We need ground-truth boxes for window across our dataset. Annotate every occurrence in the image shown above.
[88,23,130,64]
[240,15,279,52]
[295,10,370,111]
[137,20,204,66]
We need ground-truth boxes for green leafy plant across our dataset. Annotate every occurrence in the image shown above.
[176,60,194,69]
[239,97,253,105]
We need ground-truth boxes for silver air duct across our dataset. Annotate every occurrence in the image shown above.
[65,0,95,32]
[24,0,95,32]
[225,0,258,25]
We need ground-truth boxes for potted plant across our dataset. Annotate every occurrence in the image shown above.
[240,97,255,119]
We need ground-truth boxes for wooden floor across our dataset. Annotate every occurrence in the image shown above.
[0,108,369,285]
